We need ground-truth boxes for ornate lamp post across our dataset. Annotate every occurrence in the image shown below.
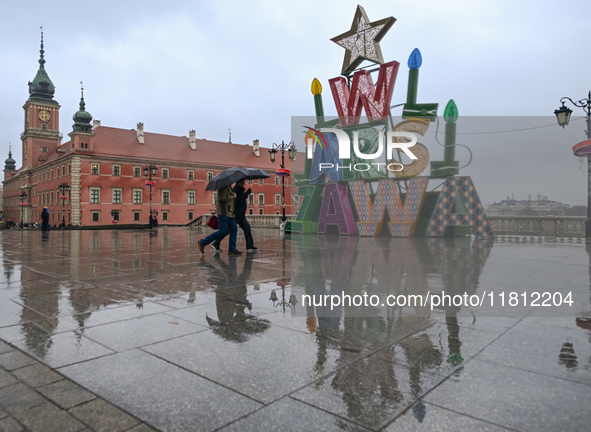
[58,182,70,229]
[143,164,158,228]
[554,92,591,237]
[19,192,27,229]
[269,140,297,222]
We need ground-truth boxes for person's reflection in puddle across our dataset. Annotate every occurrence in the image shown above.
[202,254,270,343]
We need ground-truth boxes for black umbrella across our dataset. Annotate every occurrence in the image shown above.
[206,167,269,191]
[244,168,270,180]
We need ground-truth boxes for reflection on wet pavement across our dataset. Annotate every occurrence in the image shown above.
[0,228,590,431]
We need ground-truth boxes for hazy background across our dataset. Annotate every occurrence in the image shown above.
[1,0,589,205]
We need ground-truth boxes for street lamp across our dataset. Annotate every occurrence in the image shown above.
[58,182,70,229]
[554,92,591,236]
[269,140,297,222]
[143,163,158,228]
[19,191,27,229]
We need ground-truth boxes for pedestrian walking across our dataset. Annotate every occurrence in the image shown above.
[198,185,242,255]
[213,179,258,253]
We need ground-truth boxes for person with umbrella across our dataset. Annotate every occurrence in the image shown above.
[202,167,268,254]
[212,178,258,253]
[198,184,242,255]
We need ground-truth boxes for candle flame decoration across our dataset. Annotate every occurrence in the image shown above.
[444,99,458,123]
[408,48,422,70]
[311,78,322,96]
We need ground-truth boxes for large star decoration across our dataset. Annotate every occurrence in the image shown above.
[331,5,396,76]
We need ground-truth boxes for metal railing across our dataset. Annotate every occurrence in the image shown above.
[189,214,295,228]
[487,216,586,237]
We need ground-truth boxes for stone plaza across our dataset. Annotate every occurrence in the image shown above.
[0,227,590,431]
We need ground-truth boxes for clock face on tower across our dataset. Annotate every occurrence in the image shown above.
[38,110,50,122]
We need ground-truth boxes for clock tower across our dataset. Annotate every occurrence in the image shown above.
[22,30,61,170]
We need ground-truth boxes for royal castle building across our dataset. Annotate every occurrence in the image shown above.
[3,35,301,227]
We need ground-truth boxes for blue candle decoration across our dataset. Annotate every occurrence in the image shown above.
[408,48,422,70]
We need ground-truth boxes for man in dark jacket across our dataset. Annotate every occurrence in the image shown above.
[41,207,50,232]
[213,179,257,253]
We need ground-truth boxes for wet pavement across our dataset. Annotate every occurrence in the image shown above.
[0,227,590,431]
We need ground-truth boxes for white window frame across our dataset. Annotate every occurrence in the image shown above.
[112,188,123,204]
[90,187,100,204]
[133,188,143,204]
[113,164,121,176]
[162,189,171,204]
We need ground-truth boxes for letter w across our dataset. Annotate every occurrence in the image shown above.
[329,61,400,127]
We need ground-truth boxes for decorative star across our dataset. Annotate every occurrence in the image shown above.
[331,5,396,76]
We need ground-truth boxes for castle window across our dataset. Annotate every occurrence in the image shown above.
[112,188,122,204]
[40,147,48,152]
[90,188,100,204]
[113,165,121,176]
[42,124,47,131]
[207,171,213,181]
[91,164,99,175]
[188,170,194,180]
[134,166,141,177]
[162,168,169,179]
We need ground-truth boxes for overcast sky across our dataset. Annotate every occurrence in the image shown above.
[1,0,590,205]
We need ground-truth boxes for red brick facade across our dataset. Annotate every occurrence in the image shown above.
[3,46,303,227]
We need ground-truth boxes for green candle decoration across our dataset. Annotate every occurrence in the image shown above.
[430,99,460,178]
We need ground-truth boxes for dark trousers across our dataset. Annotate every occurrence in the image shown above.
[214,217,254,249]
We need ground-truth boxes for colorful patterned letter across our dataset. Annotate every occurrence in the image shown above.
[329,61,399,127]
[349,178,428,237]
[317,183,357,235]
[426,176,494,237]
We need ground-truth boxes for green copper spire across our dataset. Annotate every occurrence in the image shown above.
[28,28,56,101]
[72,83,93,132]
[4,145,16,171]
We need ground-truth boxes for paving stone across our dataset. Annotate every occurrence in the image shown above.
[0,342,13,355]
[383,401,514,431]
[37,379,96,410]
[60,349,261,432]
[125,424,159,432]
[0,369,17,390]
[11,363,64,388]
[0,383,45,415]
[69,399,140,432]
[0,351,37,372]
[14,402,86,432]
[0,416,25,432]
[0,406,7,420]
[218,397,372,432]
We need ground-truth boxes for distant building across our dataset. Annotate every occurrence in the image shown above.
[487,195,570,216]
[3,35,303,227]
